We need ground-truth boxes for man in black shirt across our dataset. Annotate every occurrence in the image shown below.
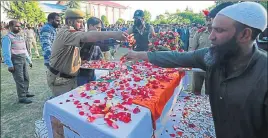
[127,10,156,51]
[125,2,268,138]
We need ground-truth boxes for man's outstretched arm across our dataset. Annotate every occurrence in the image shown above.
[126,48,208,70]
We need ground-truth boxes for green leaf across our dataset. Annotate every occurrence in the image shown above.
[4,1,46,24]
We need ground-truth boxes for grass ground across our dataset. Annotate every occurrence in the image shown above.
[0,44,129,138]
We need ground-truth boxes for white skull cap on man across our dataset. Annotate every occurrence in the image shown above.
[218,2,267,32]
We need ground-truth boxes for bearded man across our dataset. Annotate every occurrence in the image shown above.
[125,2,268,138]
[40,12,61,68]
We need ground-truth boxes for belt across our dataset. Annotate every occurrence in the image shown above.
[48,66,75,79]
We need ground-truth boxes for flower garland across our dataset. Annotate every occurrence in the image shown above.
[149,31,181,51]
[122,31,184,52]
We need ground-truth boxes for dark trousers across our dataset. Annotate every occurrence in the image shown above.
[11,54,30,100]
[192,72,205,94]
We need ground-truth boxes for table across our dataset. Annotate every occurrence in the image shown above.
[43,60,186,138]
[43,79,184,138]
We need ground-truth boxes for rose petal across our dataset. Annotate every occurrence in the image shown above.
[133,106,140,114]
[177,131,183,136]
[79,111,85,116]
[94,100,100,103]
[87,116,96,122]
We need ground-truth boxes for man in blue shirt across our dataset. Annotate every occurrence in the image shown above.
[40,12,61,68]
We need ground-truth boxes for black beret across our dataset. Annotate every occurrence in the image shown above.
[208,2,234,18]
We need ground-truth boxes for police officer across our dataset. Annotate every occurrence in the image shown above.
[188,2,233,95]
[25,24,40,58]
[127,10,156,51]
[188,14,212,94]
[47,9,128,96]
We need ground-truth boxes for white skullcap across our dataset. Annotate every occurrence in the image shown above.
[218,2,267,32]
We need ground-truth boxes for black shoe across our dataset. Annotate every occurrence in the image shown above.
[19,98,32,104]
[26,94,35,97]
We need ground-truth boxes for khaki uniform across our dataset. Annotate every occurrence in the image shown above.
[188,28,211,94]
[102,51,110,61]
[189,27,198,39]
[25,29,40,57]
[47,26,83,96]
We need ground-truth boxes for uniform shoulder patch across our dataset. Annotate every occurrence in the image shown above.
[197,27,206,33]
[69,29,77,33]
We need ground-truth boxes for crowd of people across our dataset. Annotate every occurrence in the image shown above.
[1,1,268,138]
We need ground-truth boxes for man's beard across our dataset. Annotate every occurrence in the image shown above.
[204,36,240,68]
[52,22,59,28]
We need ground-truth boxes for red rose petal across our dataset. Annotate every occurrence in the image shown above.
[79,111,85,116]
[74,100,80,105]
[77,105,82,108]
[87,116,96,122]
[188,123,196,128]
[177,131,183,136]
[94,100,100,103]
[133,107,140,114]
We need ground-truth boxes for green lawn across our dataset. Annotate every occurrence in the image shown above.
[0,43,129,138]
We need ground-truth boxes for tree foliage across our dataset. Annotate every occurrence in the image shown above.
[143,10,152,23]
[65,0,81,9]
[101,15,109,26]
[116,18,125,24]
[2,1,46,24]
[152,9,205,25]
[215,1,267,10]
[259,1,267,10]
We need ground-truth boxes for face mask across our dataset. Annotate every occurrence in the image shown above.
[134,19,143,27]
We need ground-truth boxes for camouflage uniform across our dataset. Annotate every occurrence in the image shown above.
[189,27,211,94]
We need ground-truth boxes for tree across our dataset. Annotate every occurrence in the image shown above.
[215,1,267,10]
[2,1,46,24]
[143,10,152,23]
[66,0,80,9]
[101,15,109,26]
[259,1,267,10]
[153,10,205,25]
[208,4,216,10]
[116,18,125,24]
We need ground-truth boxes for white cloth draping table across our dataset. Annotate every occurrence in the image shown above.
[43,69,184,138]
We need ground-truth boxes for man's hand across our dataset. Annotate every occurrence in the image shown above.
[29,63,33,68]
[125,50,149,62]
[81,60,87,65]
[117,31,128,41]
[8,67,15,73]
